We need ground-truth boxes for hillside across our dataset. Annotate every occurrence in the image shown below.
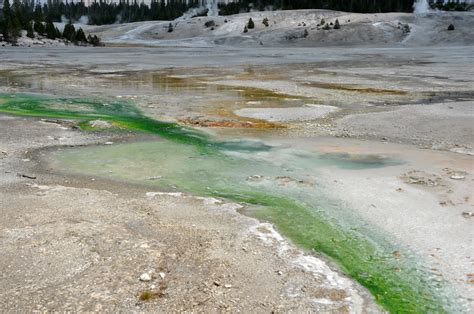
[83,9,474,47]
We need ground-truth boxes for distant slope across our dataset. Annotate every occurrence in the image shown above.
[83,10,474,47]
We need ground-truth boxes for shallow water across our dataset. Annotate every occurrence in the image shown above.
[0,68,309,126]
[0,92,466,312]
[51,139,461,313]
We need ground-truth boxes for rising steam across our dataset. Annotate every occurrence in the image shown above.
[205,0,219,17]
[176,0,219,22]
[413,0,431,14]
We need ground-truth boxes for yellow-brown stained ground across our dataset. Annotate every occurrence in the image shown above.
[301,81,409,95]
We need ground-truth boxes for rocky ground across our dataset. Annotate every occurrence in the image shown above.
[0,115,378,312]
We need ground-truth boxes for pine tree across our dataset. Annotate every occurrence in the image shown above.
[45,20,57,39]
[89,35,101,46]
[168,22,173,33]
[3,0,12,20]
[34,21,45,36]
[2,0,21,42]
[76,28,87,43]
[26,21,35,38]
[33,4,45,35]
[12,0,25,30]
[247,18,255,29]
[63,22,76,42]
[334,19,341,30]
[7,16,22,42]
[0,20,5,41]
[55,27,62,39]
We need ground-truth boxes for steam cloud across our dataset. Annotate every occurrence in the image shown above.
[413,0,430,14]
[205,0,219,17]
[60,14,89,25]
[78,15,89,25]
[176,0,219,22]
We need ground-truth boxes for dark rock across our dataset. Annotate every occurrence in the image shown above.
[204,20,215,28]
[18,173,37,179]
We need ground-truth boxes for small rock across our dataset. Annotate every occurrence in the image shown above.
[447,24,455,31]
[462,212,473,218]
[247,175,263,180]
[159,272,166,279]
[140,273,152,282]
[148,176,162,180]
[18,173,37,180]
[89,120,112,128]
[204,20,215,28]
[224,284,232,289]
[104,142,114,145]
[450,175,465,180]
[213,281,221,287]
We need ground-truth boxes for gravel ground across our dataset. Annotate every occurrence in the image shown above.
[336,101,474,154]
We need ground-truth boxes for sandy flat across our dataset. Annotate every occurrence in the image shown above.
[234,104,338,122]
[336,101,474,154]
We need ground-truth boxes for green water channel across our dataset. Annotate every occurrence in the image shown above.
[0,93,464,313]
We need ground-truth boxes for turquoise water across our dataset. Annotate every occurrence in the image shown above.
[0,92,465,312]
[51,139,461,313]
